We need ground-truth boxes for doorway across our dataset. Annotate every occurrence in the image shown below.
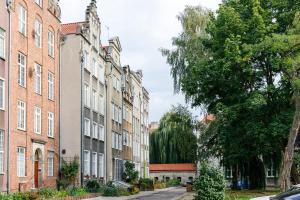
[34,149,43,188]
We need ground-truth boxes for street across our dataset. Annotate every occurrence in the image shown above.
[88,187,188,200]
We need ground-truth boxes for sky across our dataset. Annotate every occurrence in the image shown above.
[60,0,222,122]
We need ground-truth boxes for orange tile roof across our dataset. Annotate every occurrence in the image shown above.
[150,164,196,172]
[201,114,215,124]
[61,22,84,35]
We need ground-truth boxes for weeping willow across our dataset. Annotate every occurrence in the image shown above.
[150,105,197,164]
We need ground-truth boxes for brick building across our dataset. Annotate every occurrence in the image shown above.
[8,0,61,191]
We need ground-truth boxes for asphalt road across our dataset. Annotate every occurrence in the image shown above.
[128,187,186,200]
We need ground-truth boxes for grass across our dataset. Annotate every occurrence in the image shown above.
[225,189,279,200]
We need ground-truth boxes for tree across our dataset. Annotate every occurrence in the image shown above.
[162,1,300,190]
[123,161,139,184]
[150,105,197,164]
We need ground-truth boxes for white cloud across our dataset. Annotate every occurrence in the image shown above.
[60,0,222,121]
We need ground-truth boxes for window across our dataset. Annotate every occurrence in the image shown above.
[98,64,104,84]
[48,72,54,100]
[225,166,233,178]
[35,0,42,7]
[0,28,5,59]
[83,51,89,71]
[92,59,97,77]
[99,95,104,115]
[267,161,276,177]
[84,84,90,107]
[0,79,4,110]
[92,122,98,139]
[111,103,114,120]
[35,20,42,48]
[47,151,54,176]
[34,107,41,134]
[48,30,54,57]
[118,134,122,150]
[17,101,26,130]
[92,89,97,110]
[92,152,97,177]
[118,107,122,123]
[84,118,90,136]
[35,63,41,95]
[48,112,54,137]
[0,130,4,173]
[99,125,104,141]
[18,5,27,35]
[17,147,25,177]
[113,76,117,90]
[18,53,26,87]
[99,153,104,177]
[84,150,90,176]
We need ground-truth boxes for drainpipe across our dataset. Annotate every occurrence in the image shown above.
[6,0,12,193]
[80,50,84,186]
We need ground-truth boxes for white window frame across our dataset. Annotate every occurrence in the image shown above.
[48,72,54,101]
[267,161,276,178]
[48,30,54,58]
[99,95,104,115]
[98,64,104,84]
[17,147,26,177]
[34,106,41,134]
[84,118,90,136]
[17,100,26,130]
[83,51,89,71]
[0,28,5,59]
[35,63,42,95]
[84,150,90,176]
[84,83,90,107]
[18,53,26,87]
[92,89,97,111]
[99,125,104,141]
[92,122,98,139]
[18,5,27,35]
[35,19,42,48]
[35,0,42,7]
[99,153,104,178]
[92,152,97,177]
[48,112,54,138]
[47,151,54,177]
[0,130,4,173]
[0,79,4,110]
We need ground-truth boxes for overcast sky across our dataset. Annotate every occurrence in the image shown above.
[60,0,222,122]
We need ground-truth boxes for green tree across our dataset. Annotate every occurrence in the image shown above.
[150,105,197,164]
[162,1,300,190]
[123,161,139,184]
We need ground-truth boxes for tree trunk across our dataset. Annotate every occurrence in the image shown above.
[280,94,300,191]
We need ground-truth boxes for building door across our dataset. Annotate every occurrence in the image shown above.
[34,161,39,188]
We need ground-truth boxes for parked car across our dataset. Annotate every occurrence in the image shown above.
[251,185,300,200]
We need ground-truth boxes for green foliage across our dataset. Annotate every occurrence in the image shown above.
[162,0,300,188]
[85,179,101,193]
[68,187,87,197]
[154,181,167,189]
[150,105,198,164]
[139,178,154,191]
[166,179,181,187]
[123,161,139,184]
[194,163,226,200]
[103,183,131,197]
[58,156,80,190]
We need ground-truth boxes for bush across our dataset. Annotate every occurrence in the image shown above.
[139,178,154,191]
[123,161,139,184]
[166,178,181,187]
[85,179,101,193]
[58,156,80,190]
[154,181,167,189]
[193,163,226,200]
[68,187,87,197]
[103,184,118,196]
[38,188,57,198]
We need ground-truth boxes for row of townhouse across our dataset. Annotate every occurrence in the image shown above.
[0,0,150,193]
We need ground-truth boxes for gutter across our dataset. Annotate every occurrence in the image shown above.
[6,0,12,193]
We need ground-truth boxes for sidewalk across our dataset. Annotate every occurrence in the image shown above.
[85,187,181,200]
[175,192,196,200]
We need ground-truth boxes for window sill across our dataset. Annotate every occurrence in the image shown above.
[0,57,5,61]
[48,55,54,59]
[48,136,55,139]
[17,128,26,132]
[48,98,55,102]
[18,32,27,38]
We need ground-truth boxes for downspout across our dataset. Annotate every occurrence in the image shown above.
[58,35,62,177]
[6,0,12,193]
[80,47,84,185]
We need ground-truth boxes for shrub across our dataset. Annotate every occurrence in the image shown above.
[85,179,101,193]
[166,178,181,187]
[58,156,80,190]
[123,161,139,184]
[38,188,57,198]
[139,178,154,191]
[154,181,167,189]
[193,162,226,200]
[131,185,140,194]
[68,187,87,197]
[103,184,118,196]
